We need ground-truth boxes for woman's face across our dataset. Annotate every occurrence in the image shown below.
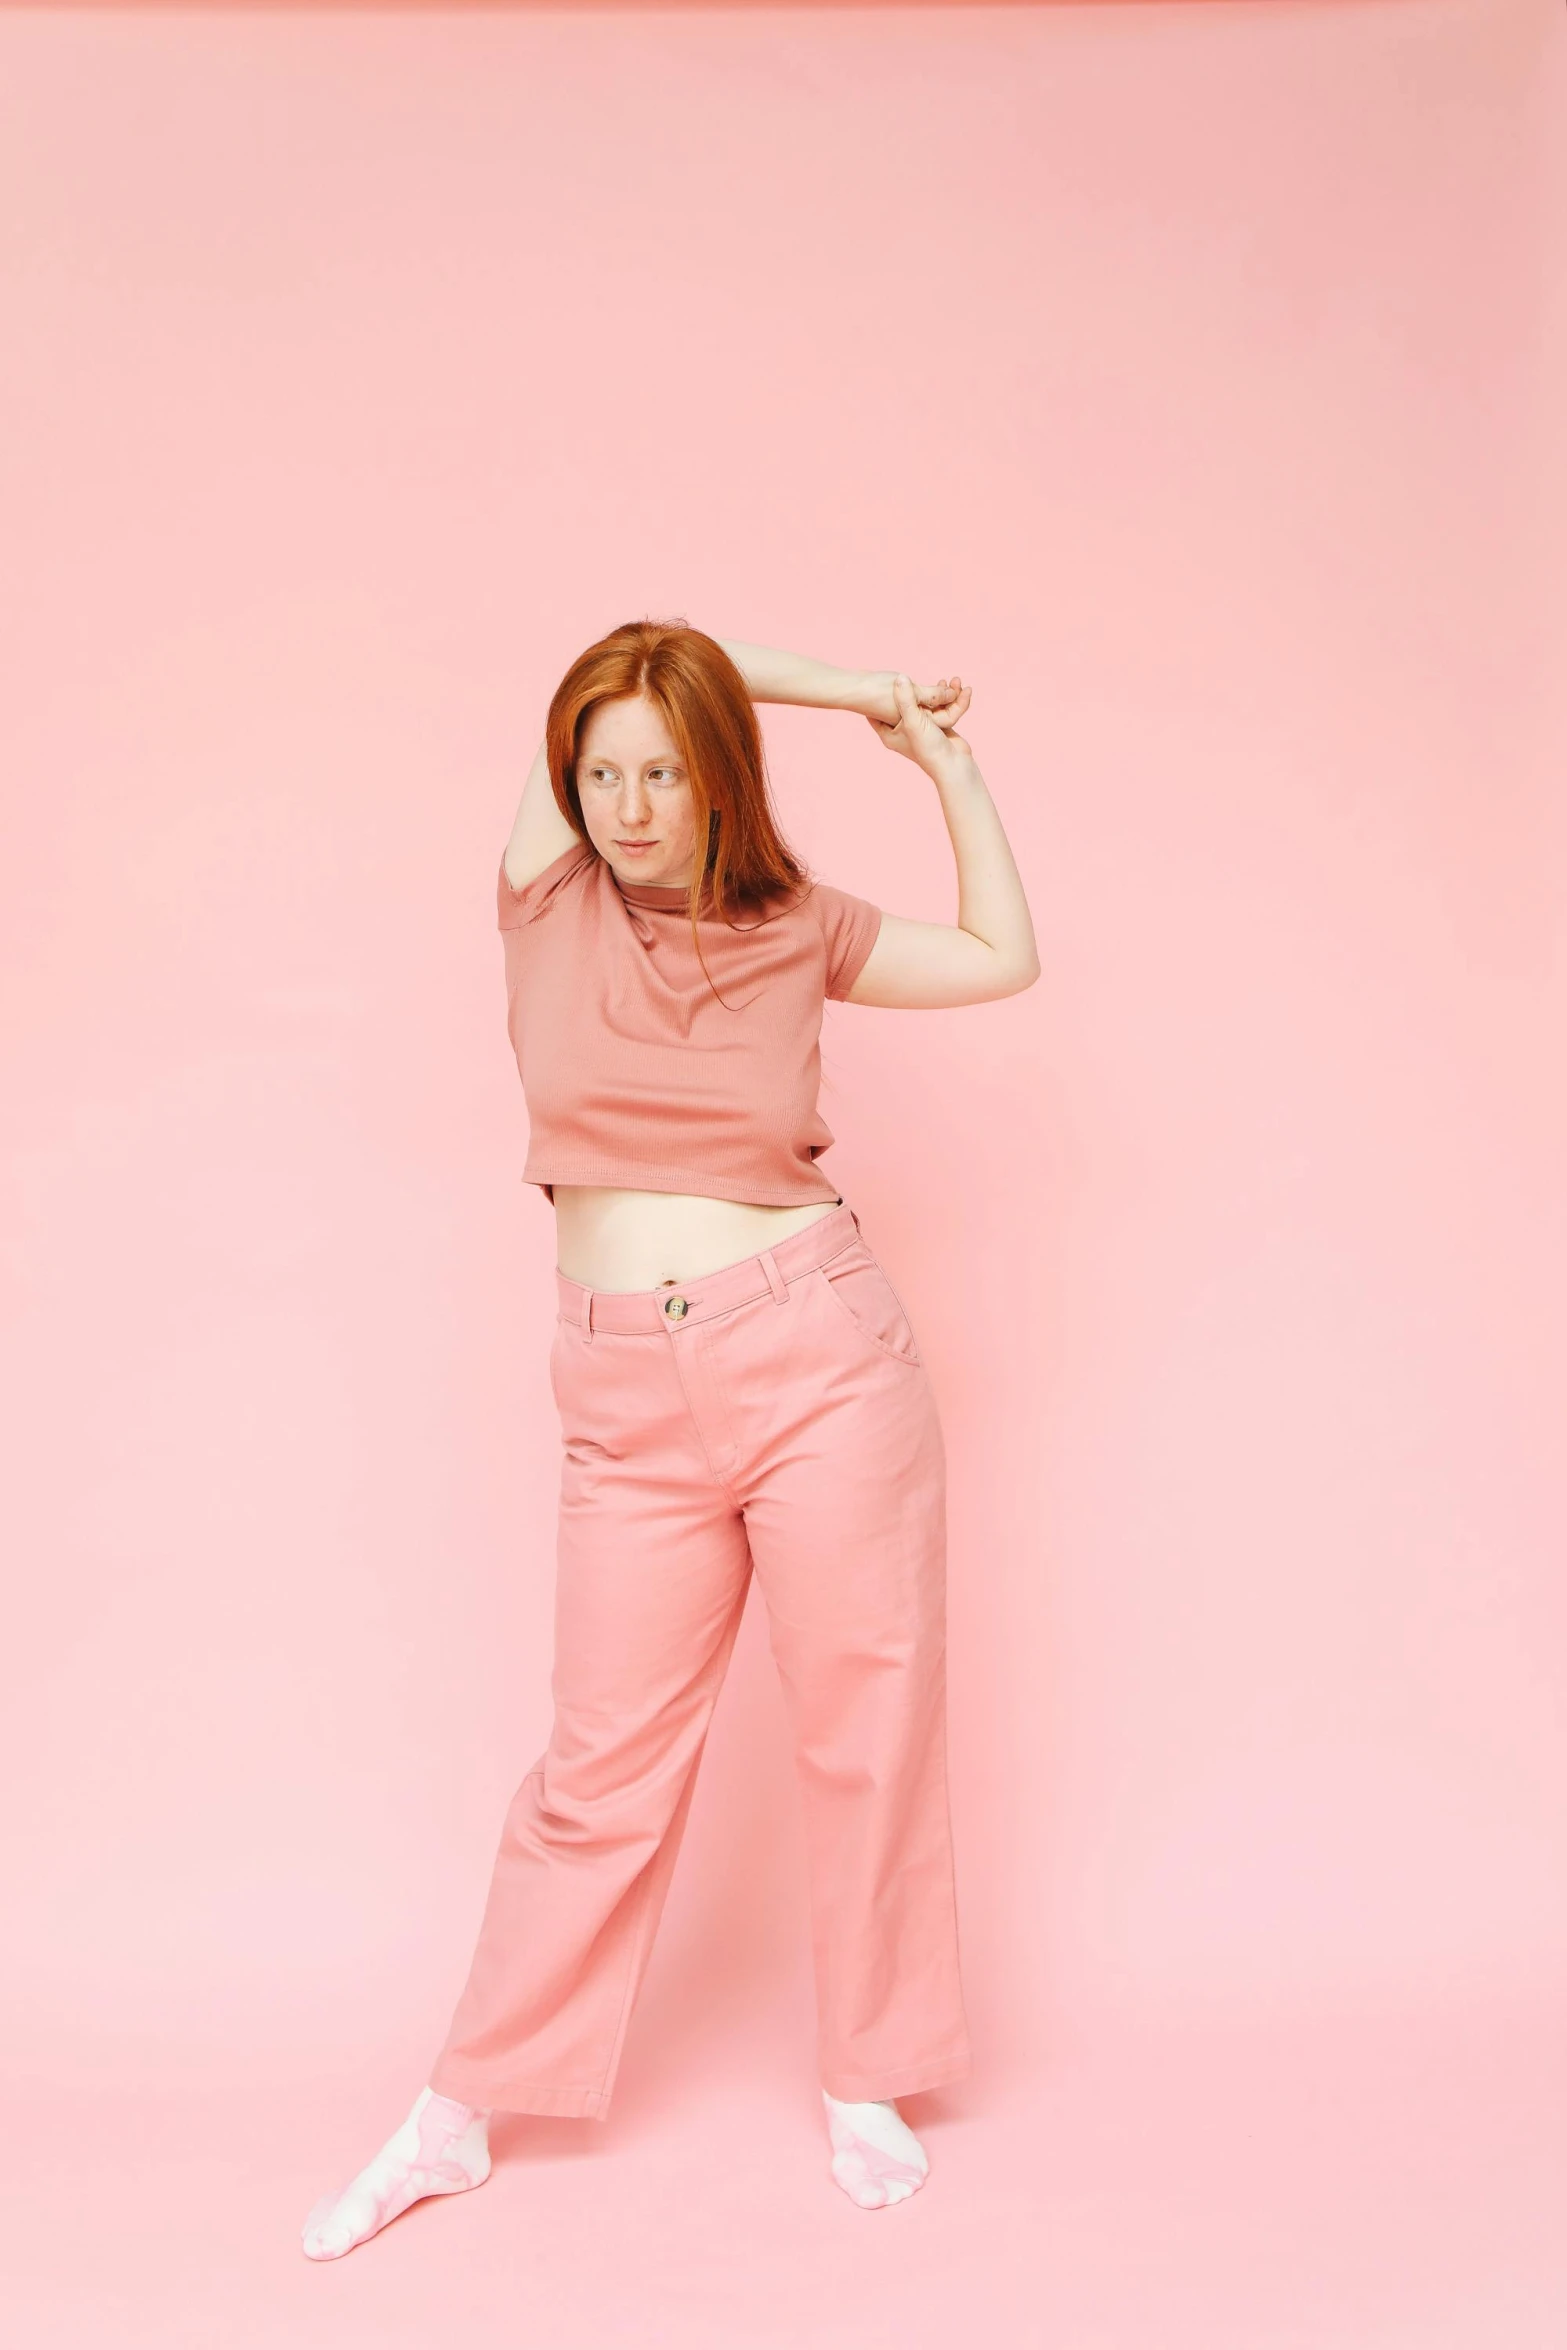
[575,693,698,891]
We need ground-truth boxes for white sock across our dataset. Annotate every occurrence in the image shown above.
[301,2086,492,2261]
[822,2091,930,2208]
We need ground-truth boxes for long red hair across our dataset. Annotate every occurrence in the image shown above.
[544,619,811,1001]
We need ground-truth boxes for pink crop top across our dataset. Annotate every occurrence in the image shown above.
[496,837,883,1206]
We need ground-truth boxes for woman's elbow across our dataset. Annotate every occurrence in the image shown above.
[992,954,1042,1000]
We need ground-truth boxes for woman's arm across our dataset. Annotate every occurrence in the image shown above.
[716,638,958,728]
[502,736,581,893]
[846,676,1042,1010]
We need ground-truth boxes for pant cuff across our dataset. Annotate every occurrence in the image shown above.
[426,2059,612,2120]
[819,2045,974,2104]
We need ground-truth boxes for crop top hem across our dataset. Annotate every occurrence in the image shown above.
[524,1160,845,1209]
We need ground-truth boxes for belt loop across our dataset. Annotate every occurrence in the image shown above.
[582,1286,595,1343]
[758,1247,788,1305]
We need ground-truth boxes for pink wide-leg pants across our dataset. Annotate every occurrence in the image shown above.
[426,1201,972,2116]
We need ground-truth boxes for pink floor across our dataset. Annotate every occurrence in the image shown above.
[4,1999,1562,2346]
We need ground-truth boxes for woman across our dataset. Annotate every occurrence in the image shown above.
[302,623,1039,2258]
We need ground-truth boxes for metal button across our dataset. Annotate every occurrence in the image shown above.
[662,1294,689,1320]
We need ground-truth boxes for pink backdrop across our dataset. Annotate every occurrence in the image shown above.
[3,3,1564,2343]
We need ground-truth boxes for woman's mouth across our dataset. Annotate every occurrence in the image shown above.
[616,841,656,854]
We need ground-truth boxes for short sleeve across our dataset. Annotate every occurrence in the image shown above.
[497,838,596,932]
[813,881,883,1001]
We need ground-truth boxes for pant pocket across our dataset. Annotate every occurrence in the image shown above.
[814,1245,924,1368]
[549,1316,568,1415]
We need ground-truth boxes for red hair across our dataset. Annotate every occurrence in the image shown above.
[545,619,811,1001]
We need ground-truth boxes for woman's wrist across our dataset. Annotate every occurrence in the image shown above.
[790,656,886,716]
[924,736,982,791]
[717,640,889,718]
[840,669,898,722]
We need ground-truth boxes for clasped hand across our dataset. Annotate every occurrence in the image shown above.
[863,670,974,779]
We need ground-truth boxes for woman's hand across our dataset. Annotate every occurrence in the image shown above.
[865,672,974,780]
[857,670,966,728]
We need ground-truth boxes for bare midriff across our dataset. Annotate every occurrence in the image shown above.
[552,1185,843,1293]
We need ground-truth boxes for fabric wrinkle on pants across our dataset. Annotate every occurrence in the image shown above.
[426,1200,972,2117]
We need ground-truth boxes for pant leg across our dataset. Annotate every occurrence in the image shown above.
[712,1234,973,2104]
[428,1316,751,2118]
